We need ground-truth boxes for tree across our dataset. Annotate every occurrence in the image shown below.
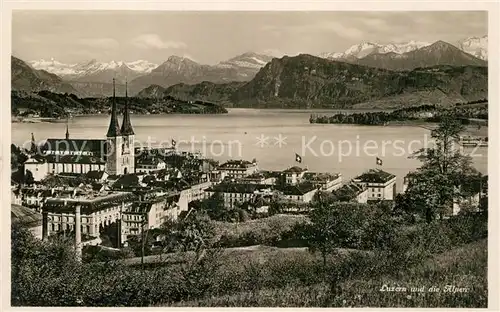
[11,223,80,306]
[405,112,479,222]
[161,210,216,263]
[306,202,368,296]
[194,192,238,222]
[24,169,35,185]
[307,202,365,268]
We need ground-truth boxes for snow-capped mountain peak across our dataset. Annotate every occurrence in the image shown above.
[217,52,274,69]
[29,59,159,78]
[320,41,432,60]
[457,35,488,60]
[320,36,487,61]
[126,60,158,73]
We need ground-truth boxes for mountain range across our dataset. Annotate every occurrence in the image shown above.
[11,56,78,95]
[24,37,487,98]
[320,35,488,61]
[13,39,488,109]
[28,52,273,96]
[352,40,486,71]
[456,35,488,61]
[155,53,487,109]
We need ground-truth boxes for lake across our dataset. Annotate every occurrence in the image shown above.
[11,108,487,192]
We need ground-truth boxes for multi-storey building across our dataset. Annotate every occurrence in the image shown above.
[41,191,137,238]
[282,166,308,185]
[353,169,397,201]
[277,182,318,203]
[218,160,259,179]
[135,156,167,173]
[205,183,275,209]
[332,182,368,204]
[121,191,185,243]
[302,172,342,192]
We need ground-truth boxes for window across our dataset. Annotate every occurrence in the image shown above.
[378,194,381,197]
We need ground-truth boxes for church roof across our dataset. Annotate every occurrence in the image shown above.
[44,154,106,165]
[43,139,107,155]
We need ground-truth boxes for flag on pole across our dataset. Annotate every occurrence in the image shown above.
[295,153,302,163]
[171,139,177,147]
[376,157,383,166]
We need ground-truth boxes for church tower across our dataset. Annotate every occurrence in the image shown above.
[120,80,135,174]
[105,78,123,175]
[65,118,70,140]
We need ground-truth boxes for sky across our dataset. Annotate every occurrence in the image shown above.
[12,11,488,65]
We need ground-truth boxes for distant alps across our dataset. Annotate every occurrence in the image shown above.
[319,35,488,61]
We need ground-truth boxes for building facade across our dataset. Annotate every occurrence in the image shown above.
[303,172,342,192]
[42,192,136,238]
[218,160,259,179]
[282,166,308,185]
[353,169,397,201]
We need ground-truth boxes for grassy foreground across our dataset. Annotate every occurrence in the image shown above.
[165,239,487,307]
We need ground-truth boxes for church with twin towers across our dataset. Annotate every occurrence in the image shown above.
[27,78,136,180]
[105,78,135,175]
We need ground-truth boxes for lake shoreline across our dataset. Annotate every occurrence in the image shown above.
[11,111,231,123]
[311,119,488,137]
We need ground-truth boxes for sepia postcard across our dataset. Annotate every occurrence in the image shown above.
[1,1,499,310]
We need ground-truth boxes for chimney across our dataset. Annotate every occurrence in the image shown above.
[75,204,82,262]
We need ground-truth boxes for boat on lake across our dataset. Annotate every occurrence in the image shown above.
[459,136,488,147]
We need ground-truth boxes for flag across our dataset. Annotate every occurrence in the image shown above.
[295,153,302,163]
[376,157,383,166]
[171,139,177,147]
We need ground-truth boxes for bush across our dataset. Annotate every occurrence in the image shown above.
[214,215,308,248]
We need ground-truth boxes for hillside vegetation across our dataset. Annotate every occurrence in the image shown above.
[150,55,487,109]
[11,90,228,118]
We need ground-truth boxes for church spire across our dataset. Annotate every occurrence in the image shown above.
[120,79,135,135]
[106,78,121,137]
[30,132,37,154]
[65,118,70,140]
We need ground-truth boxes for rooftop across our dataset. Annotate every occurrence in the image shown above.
[283,166,307,174]
[43,191,137,214]
[303,172,341,182]
[44,154,106,165]
[136,156,166,166]
[276,182,317,195]
[333,182,366,200]
[112,174,142,190]
[43,139,107,155]
[12,204,43,227]
[208,183,273,194]
[354,169,396,184]
[85,170,107,180]
[218,159,257,169]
